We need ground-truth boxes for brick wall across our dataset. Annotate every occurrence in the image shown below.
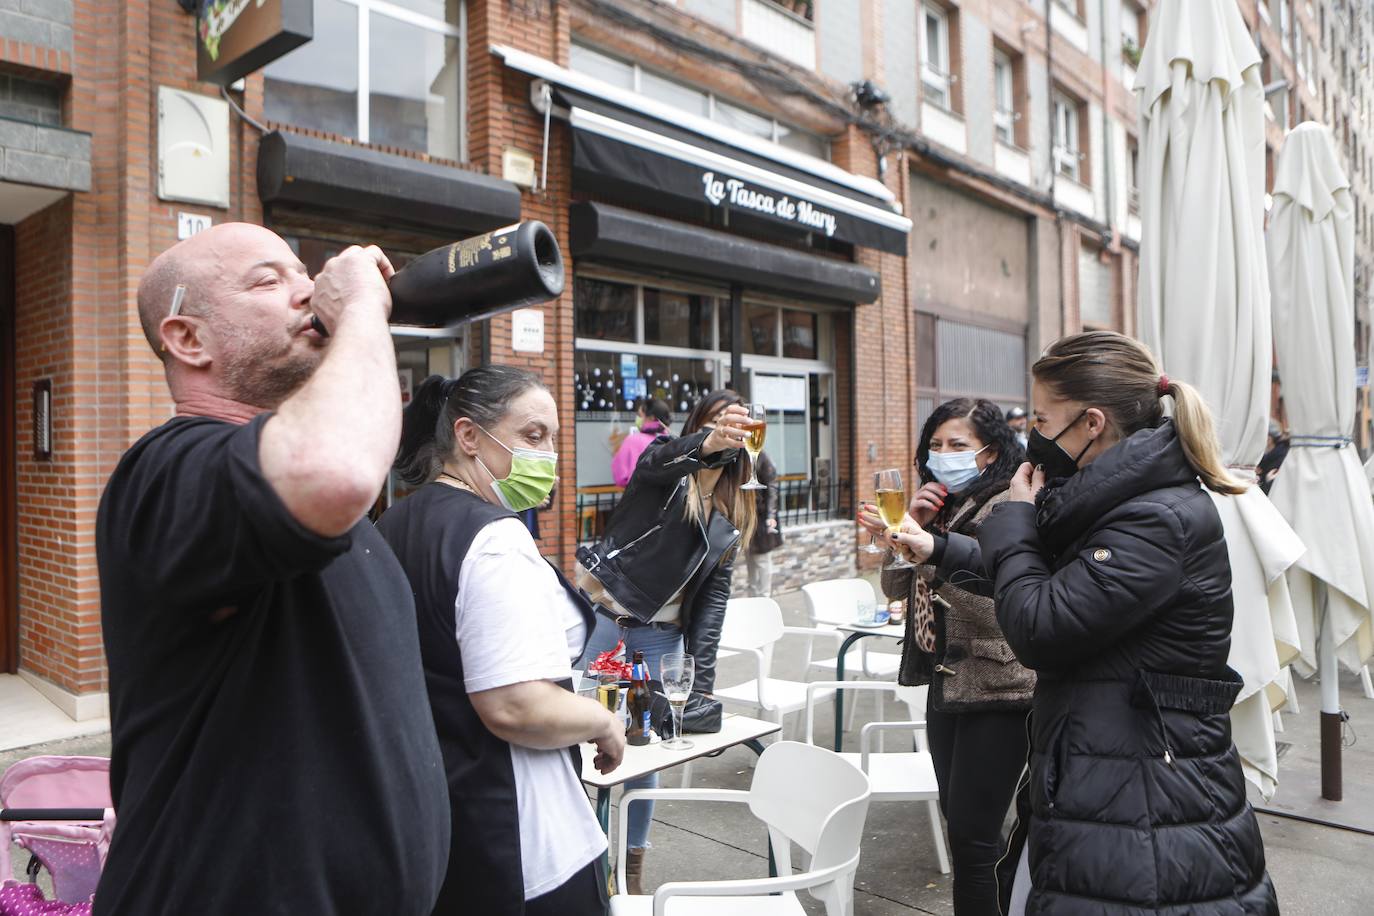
[12,197,86,691]
[8,0,268,698]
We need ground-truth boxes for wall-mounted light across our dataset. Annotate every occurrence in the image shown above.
[33,379,51,461]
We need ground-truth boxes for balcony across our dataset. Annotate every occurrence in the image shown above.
[922,101,967,155]
[741,0,816,70]
[1054,172,1095,217]
[994,141,1032,186]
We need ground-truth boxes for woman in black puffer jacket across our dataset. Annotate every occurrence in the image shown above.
[886,332,1277,915]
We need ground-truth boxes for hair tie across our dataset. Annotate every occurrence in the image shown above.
[1157,374,1171,398]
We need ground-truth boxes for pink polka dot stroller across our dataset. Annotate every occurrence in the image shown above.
[0,756,114,915]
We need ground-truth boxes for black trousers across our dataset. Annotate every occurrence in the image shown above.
[523,858,608,916]
[926,703,1028,916]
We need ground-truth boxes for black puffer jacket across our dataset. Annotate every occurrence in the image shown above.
[975,421,1277,914]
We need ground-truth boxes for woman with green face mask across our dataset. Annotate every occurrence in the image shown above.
[377,365,624,916]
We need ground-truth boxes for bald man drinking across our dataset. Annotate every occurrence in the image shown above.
[94,225,448,915]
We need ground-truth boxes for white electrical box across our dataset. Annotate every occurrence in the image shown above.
[157,87,230,209]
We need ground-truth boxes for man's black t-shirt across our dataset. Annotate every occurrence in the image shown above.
[94,415,449,915]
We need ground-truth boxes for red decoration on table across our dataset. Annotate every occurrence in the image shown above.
[588,639,632,680]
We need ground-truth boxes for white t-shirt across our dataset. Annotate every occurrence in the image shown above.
[455,518,606,900]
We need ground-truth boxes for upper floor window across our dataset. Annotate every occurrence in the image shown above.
[1127,138,1140,212]
[757,0,814,22]
[993,51,1016,146]
[264,0,464,161]
[1053,91,1086,184]
[1053,0,1085,20]
[922,4,953,111]
[1121,0,1144,67]
[569,42,830,161]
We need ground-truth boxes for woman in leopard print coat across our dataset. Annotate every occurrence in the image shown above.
[869,398,1033,916]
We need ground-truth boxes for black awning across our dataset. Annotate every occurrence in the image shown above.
[256,131,522,236]
[570,202,880,304]
[554,86,910,257]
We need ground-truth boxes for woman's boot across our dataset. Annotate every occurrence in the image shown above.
[625,848,646,896]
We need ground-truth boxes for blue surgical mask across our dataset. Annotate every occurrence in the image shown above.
[926,445,989,494]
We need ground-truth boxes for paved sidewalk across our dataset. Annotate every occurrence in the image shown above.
[4,580,1372,913]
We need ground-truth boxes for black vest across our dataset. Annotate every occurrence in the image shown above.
[377,484,595,915]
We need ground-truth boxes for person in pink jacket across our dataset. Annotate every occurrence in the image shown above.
[612,398,673,487]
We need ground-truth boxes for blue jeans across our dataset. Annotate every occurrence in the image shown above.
[579,613,684,850]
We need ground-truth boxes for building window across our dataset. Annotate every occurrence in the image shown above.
[993,51,1016,146]
[758,0,815,21]
[1128,138,1140,212]
[1121,0,1144,67]
[1078,243,1117,329]
[922,4,954,112]
[1052,0,1084,19]
[572,274,839,517]
[1053,91,1085,183]
[569,42,831,161]
[264,0,464,161]
[574,277,638,343]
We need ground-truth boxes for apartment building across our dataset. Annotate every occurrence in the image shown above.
[1,0,1371,718]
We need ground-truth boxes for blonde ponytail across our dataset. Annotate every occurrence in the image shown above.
[1164,380,1248,495]
[1033,331,1250,496]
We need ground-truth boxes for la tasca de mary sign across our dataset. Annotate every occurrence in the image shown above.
[701,171,838,237]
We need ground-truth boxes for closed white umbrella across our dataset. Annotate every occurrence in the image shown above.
[1135,0,1304,799]
[1268,121,1374,798]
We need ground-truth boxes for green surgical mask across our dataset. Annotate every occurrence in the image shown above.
[475,426,558,512]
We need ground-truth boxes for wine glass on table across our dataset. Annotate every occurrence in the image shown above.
[739,403,768,491]
[875,468,914,570]
[660,653,695,750]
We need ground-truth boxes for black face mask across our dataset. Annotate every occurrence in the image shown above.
[1026,410,1092,481]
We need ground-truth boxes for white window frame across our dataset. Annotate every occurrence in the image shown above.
[1052,0,1082,19]
[1053,93,1082,182]
[993,51,1016,146]
[1127,140,1140,212]
[1120,1,1141,48]
[922,4,953,111]
[569,41,831,161]
[279,0,468,159]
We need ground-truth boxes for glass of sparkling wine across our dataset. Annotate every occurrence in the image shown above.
[876,468,914,570]
[660,653,695,750]
[739,403,768,491]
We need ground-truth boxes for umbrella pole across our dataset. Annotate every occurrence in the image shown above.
[1318,585,1342,801]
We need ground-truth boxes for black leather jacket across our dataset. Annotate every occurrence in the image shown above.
[577,429,743,693]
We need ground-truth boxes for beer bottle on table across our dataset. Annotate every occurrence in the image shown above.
[626,650,653,747]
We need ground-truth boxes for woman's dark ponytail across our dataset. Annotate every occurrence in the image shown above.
[396,375,453,486]
[394,366,548,487]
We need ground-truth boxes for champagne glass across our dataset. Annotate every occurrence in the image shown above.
[740,403,768,491]
[876,468,914,570]
[660,653,695,750]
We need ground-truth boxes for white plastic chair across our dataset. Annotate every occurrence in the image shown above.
[1361,665,1374,700]
[804,681,951,876]
[610,741,872,916]
[714,598,838,739]
[800,579,902,680]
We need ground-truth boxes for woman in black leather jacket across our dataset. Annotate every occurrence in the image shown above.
[887,332,1277,915]
[577,390,757,894]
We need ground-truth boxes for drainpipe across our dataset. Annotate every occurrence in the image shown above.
[1046,1,1066,332]
[1098,0,1117,250]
